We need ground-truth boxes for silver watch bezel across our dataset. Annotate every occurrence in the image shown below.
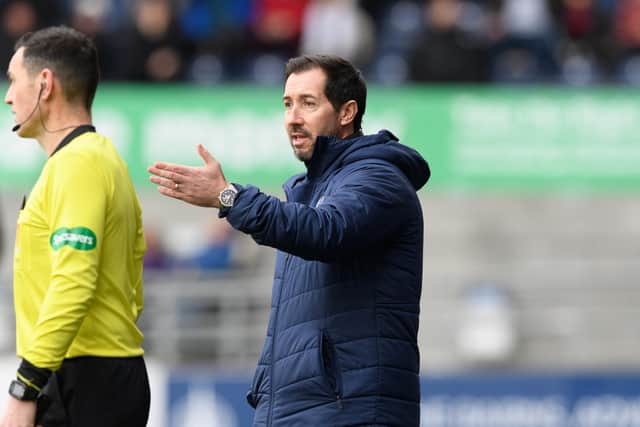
[218,184,238,207]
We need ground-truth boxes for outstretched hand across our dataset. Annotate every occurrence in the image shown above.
[148,144,228,208]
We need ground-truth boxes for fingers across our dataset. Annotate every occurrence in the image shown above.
[155,183,211,208]
[149,145,222,208]
[151,145,216,180]
[197,144,215,165]
[148,165,173,181]
[156,184,186,200]
[155,182,201,205]
[150,173,200,204]
[148,161,193,177]
[149,175,177,190]
[198,144,227,182]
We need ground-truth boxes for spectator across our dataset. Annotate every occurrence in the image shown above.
[408,0,489,83]
[612,0,640,83]
[183,217,234,271]
[68,0,126,80]
[496,0,553,38]
[182,0,254,83]
[299,0,375,68]
[250,0,309,58]
[359,0,397,30]
[143,225,171,271]
[121,0,194,82]
[614,0,640,52]
[242,0,310,84]
[0,0,39,78]
[488,0,557,82]
[551,0,619,83]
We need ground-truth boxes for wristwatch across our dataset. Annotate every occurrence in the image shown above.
[218,183,238,208]
[8,379,39,401]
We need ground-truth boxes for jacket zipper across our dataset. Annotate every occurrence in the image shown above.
[322,331,344,411]
[267,252,291,426]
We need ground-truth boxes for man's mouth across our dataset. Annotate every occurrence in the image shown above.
[291,133,309,146]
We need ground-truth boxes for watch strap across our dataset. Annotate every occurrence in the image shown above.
[8,379,39,401]
[18,359,51,391]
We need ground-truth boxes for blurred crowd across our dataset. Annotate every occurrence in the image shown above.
[142,216,266,276]
[0,0,639,86]
[143,218,236,273]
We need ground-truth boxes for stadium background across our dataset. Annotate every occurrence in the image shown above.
[0,0,640,426]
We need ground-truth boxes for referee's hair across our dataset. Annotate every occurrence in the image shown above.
[15,26,99,111]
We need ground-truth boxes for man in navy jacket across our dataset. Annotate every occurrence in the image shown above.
[149,54,430,426]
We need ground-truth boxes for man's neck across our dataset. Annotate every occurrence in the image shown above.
[36,108,92,157]
[337,127,357,140]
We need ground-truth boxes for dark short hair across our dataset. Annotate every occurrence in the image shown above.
[15,26,99,110]
[284,55,367,133]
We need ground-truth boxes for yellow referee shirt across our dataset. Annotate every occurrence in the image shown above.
[13,127,146,371]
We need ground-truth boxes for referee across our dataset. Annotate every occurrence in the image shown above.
[1,27,149,427]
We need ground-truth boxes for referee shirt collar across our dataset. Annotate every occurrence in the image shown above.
[50,125,96,158]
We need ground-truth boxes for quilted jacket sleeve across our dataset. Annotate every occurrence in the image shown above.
[223,160,418,262]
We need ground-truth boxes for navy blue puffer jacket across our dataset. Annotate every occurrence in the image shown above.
[223,130,430,426]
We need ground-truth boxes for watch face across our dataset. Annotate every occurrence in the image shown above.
[220,188,237,207]
[9,380,38,401]
[10,381,26,398]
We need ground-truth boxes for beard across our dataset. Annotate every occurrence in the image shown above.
[289,123,340,162]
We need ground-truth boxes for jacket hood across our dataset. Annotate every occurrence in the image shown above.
[307,130,430,191]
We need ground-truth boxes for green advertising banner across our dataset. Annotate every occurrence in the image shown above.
[1,84,639,192]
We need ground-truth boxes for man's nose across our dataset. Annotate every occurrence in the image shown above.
[285,105,303,126]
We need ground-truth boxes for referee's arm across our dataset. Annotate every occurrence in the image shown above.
[18,157,106,388]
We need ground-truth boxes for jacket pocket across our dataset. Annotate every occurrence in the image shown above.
[246,365,266,409]
[319,330,344,410]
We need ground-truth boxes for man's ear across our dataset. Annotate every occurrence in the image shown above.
[339,100,358,127]
[39,69,54,100]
